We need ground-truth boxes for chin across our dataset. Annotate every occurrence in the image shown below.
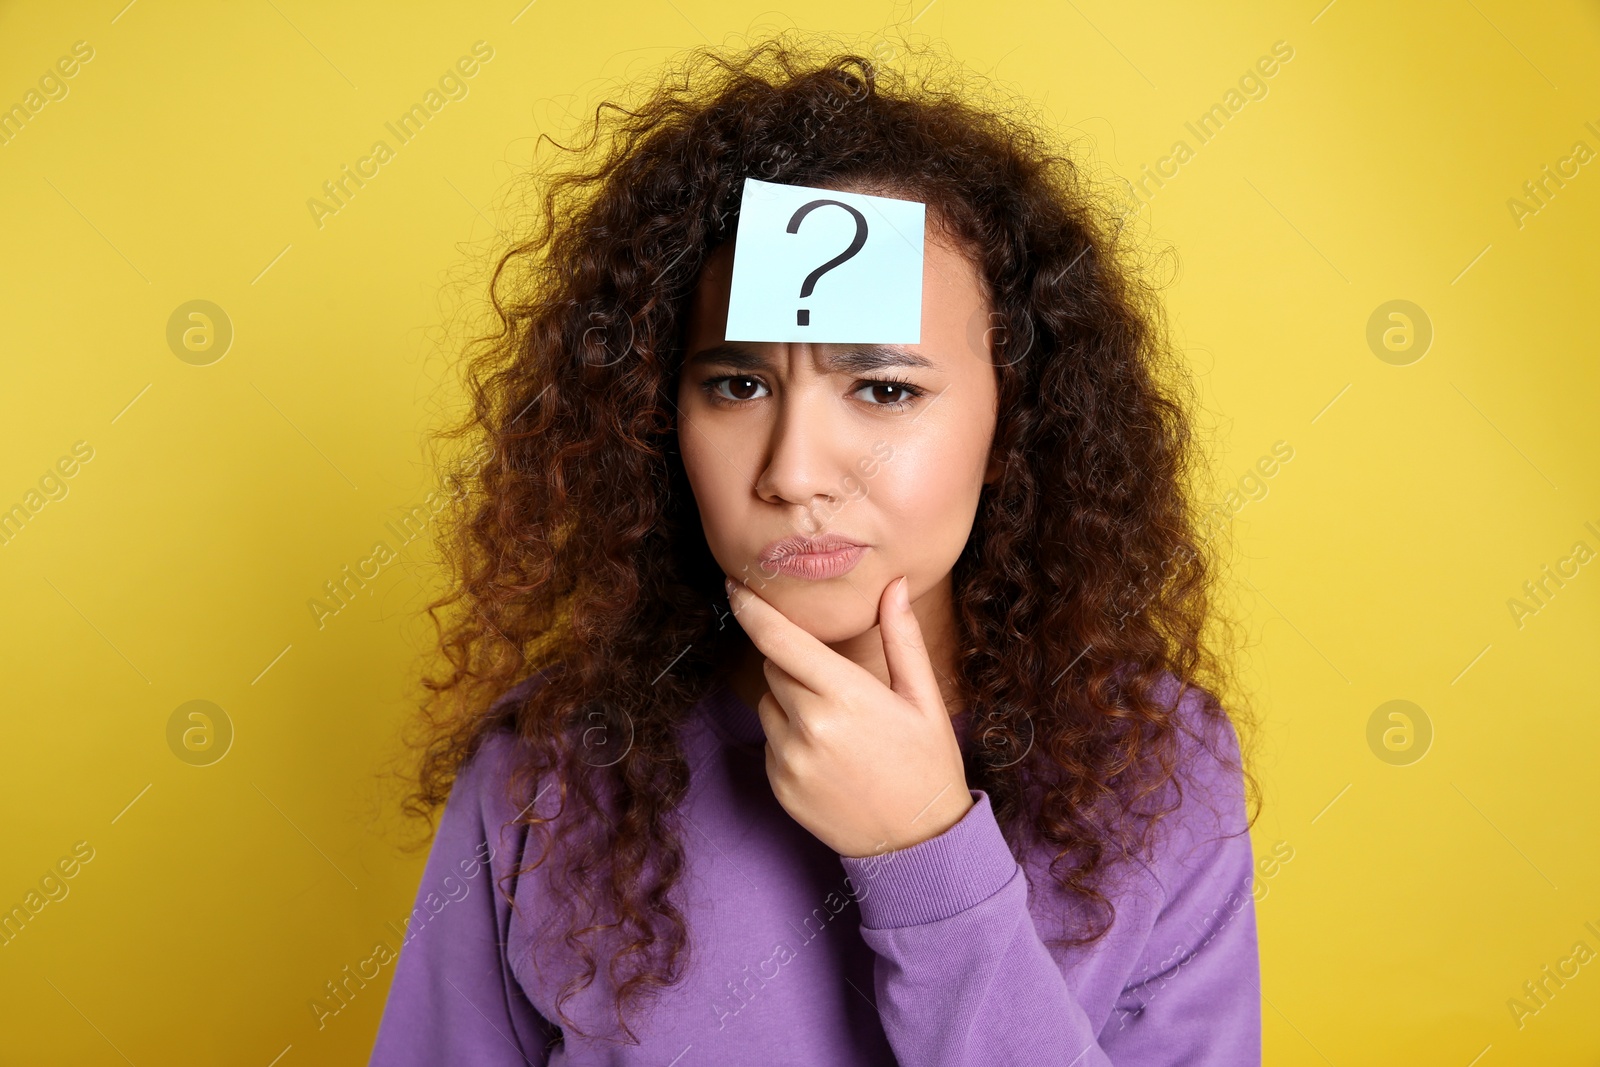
[758,583,880,644]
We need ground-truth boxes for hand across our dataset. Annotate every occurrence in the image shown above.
[724,574,974,858]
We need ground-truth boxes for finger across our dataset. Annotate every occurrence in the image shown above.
[754,690,790,746]
[725,577,852,697]
[761,657,812,728]
[877,576,944,712]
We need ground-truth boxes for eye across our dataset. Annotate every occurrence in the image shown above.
[703,375,770,404]
[851,379,924,409]
[700,373,926,410]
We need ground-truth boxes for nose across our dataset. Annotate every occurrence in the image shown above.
[752,393,847,530]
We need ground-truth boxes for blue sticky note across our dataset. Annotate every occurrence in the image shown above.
[724,177,925,343]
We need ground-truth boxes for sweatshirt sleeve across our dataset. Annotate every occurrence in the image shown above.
[368,731,560,1065]
[836,705,1259,1066]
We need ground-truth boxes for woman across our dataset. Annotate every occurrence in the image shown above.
[371,33,1261,1065]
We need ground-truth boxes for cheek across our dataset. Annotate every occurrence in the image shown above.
[677,416,744,538]
[675,391,713,484]
[678,426,715,507]
[868,431,987,553]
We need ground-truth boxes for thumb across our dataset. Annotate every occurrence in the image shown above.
[878,577,942,711]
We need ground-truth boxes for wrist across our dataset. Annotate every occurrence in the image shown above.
[855,785,974,856]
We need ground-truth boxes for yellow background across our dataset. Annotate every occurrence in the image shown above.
[3,1,1598,1063]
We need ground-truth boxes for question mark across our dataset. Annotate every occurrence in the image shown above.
[786,199,868,327]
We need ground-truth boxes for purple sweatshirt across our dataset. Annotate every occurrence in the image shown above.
[369,675,1260,1064]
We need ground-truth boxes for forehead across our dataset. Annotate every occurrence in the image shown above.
[682,223,992,364]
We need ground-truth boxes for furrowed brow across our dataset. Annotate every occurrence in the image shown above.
[684,343,775,373]
[685,343,935,375]
[823,345,936,375]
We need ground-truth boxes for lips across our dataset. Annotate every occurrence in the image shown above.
[754,534,870,581]
[757,534,867,564]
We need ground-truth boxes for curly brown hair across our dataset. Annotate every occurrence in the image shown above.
[401,31,1259,1046]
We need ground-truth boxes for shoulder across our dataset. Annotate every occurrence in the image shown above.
[435,676,556,871]
[432,731,528,874]
[452,729,526,812]
[1011,670,1251,903]
[1151,672,1246,814]
[1137,671,1253,909]
[455,671,554,811]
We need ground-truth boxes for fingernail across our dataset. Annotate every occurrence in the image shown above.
[896,576,910,611]
[724,577,737,598]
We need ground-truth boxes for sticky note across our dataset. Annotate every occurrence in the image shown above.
[724,177,926,344]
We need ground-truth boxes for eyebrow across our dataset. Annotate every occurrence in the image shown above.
[684,342,937,376]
